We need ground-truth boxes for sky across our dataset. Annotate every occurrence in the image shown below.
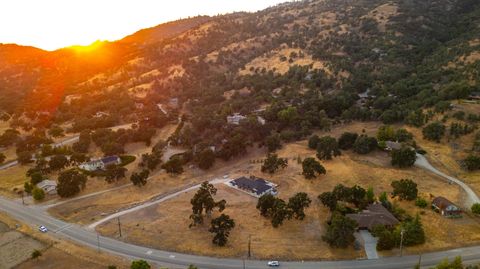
[0,0,290,51]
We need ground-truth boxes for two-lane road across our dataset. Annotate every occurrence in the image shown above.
[2,197,480,269]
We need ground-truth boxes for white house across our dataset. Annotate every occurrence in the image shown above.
[227,113,247,125]
[79,156,121,171]
[36,180,57,195]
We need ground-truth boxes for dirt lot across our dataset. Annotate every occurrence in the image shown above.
[96,134,473,260]
[0,220,46,269]
[0,213,128,269]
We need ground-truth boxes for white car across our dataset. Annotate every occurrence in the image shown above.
[267,261,280,267]
[38,225,48,233]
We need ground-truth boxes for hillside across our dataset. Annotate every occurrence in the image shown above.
[0,0,479,151]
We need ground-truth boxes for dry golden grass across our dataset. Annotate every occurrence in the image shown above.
[363,3,399,32]
[95,129,471,260]
[0,213,129,269]
[0,120,10,133]
[0,165,30,197]
[239,47,332,76]
[404,103,480,196]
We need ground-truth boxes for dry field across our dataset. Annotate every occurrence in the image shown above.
[0,165,31,198]
[405,103,480,196]
[239,47,333,76]
[96,133,473,260]
[48,144,266,225]
[0,213,129,269]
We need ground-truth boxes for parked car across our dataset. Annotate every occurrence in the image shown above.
[267,261,280,267]
[39,225,48,233]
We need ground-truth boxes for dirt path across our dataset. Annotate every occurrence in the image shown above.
[87,177,229,230]
[415,153,480,208]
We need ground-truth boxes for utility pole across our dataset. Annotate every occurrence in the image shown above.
[247,235,251,258]
[117,217,122,237]
[97,233,101,252]
[21,191,25,205]
[400,229,405,257]
[417,254,422,268]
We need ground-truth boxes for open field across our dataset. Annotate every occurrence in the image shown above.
[0,165,31,198]
[0,213,128,269]
[0,220,46,269]
[405,102,480,196]
[96,134,474,260]
[48,145,266,225]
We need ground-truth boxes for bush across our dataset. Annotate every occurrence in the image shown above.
[32,187,45,201]
[391,147,416,168]
[464,155,480,171]
[31,249,42,259]
[131,260,150,269]
[422,122,445,142]
[120,155,136,166]
[415,198,428,208]
[472,203,480,214]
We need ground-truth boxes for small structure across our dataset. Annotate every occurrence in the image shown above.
[169,98,179,109]
[226,176,278,198]
[468,92,480,101]
[346,203,399,230]
[36,180,57,195]
[257,116,266,125]
[432,197,462,217]
[227,113,247,125]
[79,156,121,171]
[94,111,110,118]
[385,141,402,151]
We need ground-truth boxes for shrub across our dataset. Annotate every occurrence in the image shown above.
[471,203,480,214]
[32,187,45,201]
[31,249,42,259]
[415,198,428,208]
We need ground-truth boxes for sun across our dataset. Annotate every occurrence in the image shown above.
[68,40,106,54]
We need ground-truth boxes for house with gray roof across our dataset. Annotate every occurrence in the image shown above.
[226,176,277,198]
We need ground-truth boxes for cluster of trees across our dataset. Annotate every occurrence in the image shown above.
[261,153,288,174]
[449,122,476,138]
[301,157,326,179]
[309,135,341,160]
[422,122,446,142]
[373,214,425,251]
[56,169,88,198]
[391,179,418,201]
[318,184,375,212]
[256,192,311,227]
[390,147,417,168]
[139,140,165,171]
[464,155,480,171]
[89,124,157,156]
[377,125,413,143]
[318,181,425,249]
[188,182,234,246]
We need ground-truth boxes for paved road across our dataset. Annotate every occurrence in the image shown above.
[415,154,480,208]
[88,178,229,229]
[3,196,480,269]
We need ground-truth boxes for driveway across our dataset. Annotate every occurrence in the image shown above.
[415,153,480,208]
[358,230,379,259]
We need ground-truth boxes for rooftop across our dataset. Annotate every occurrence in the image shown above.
[347,203,399,230]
